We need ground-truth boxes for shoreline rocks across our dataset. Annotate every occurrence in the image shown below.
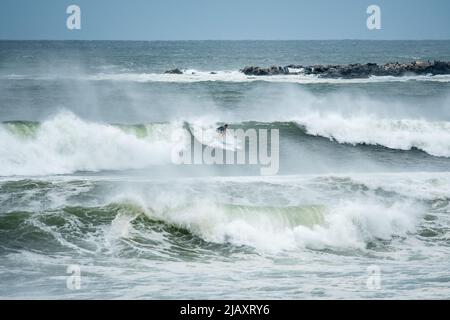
[162,61,450,78]
[240,61,450,78]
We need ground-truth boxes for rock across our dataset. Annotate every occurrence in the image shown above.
[428,61,450,74]
[241,66,269,75]
[241,65,289,76]
[164,68,183,74]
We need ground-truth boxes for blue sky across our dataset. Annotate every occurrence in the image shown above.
[1,0,449,40]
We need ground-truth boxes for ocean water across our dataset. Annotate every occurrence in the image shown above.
[0,40,450,299]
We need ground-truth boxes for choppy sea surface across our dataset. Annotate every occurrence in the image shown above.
[0,40,450,299]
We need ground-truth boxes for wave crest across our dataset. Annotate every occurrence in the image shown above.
[293,114,450,157]
[0,112,174,176]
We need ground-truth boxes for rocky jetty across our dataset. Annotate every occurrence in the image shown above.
[240,61,450,79]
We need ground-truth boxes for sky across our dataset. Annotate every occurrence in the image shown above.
[1,0,449,40]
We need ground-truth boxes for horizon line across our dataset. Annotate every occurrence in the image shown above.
[1,38,450,42]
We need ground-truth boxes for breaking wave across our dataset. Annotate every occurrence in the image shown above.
[0,194,423,254]
[136,199,421,252]
[292,114,450,157]
[0,112,175,176]
[2,110,450,177]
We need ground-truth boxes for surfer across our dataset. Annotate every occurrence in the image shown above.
[216,124,228,136]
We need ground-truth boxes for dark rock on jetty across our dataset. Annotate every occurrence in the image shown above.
[164,68,183,74]
[241,65,290,76]
[240,61,450,79]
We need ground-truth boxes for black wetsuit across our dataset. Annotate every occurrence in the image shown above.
[217,125,228,134]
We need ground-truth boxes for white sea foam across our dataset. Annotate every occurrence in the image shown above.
[3,72,450,83]
[108,172,429,253]
[134,196,422,253]
[294,113,450,157]
[0,112,174,176]
[88,72,450,84]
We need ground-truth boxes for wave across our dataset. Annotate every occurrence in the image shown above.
[2,171,447,254]
[3,71,450,83]
[291,114,450,157]
[0,113,246,176]
[0,112,175,176]
[2,110,450,177]
[138,199,420,252]
[191,117,450,158]
[0,194,422,254]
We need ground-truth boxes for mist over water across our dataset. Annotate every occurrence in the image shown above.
[0,41,450,299]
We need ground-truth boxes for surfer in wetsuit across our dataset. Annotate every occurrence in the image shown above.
[216,124,228,136]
